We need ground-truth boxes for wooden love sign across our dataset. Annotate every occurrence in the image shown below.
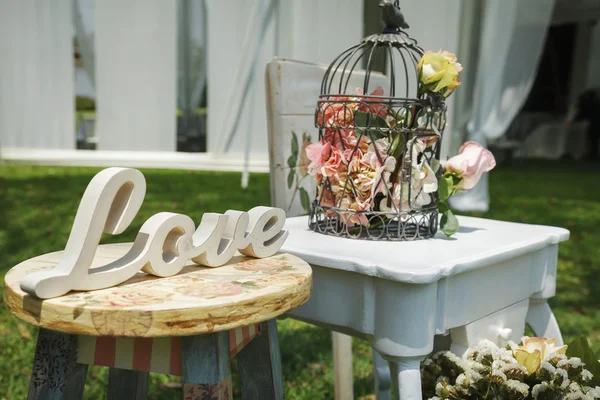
[20,168,288,299]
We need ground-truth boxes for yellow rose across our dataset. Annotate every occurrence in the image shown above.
[513,336,568,375]
[417,50,462,97]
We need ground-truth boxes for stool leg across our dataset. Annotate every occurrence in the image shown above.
[27,328,88,400]
[107,368,149,399]
[181,331,231,400]
[236,319,284,400]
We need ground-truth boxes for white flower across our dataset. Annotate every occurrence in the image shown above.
[532,382,550,398]
[540,361,556,375]
[455,373,468,388]
[554,367,570,388]
[581,369,593,383]
[565,391,587,400]
[491,369,507,383]
[568,357,584,368]
[502,379,530,396]
[584,386,600,397]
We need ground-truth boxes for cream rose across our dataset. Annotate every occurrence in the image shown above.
[418,50,462,97]
[513,336,568,375]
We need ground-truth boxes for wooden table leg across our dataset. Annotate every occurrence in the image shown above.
[332,332,354,400]
[27,329,88,400]
[387,356,425,400]
[107,368,149,399]
[181,331,232,400]
[236,319,284,400]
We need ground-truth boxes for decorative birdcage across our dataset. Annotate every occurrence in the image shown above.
[308,0,448,241]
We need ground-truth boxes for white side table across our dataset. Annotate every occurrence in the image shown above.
[281,215,569,400]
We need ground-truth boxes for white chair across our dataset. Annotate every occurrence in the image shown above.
[265,57,564,399]
[266,57,393,399]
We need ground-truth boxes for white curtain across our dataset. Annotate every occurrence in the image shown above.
[94,0,178,152]
[450,0,555,212]
[0,0,74,150]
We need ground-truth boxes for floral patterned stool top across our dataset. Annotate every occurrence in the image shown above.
[4,243,312,400]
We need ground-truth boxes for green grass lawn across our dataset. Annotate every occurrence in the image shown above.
[0,162,599,399]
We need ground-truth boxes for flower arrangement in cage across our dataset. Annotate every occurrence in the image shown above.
[306,0,495,240]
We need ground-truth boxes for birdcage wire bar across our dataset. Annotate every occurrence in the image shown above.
[308,5,447,241]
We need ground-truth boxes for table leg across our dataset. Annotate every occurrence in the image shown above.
[236,319,284,400]
[27,328,88,400]
[387,356,425,400]
[526,299,564,345]
[107,368,149,399]
[372,349,391,400]
[181,331,232,400]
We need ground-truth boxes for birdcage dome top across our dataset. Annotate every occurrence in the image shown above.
[319,2,430,102]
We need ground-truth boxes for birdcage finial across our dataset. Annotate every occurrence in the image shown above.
[378,0,409,33]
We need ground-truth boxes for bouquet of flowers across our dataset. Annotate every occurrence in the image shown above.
[421,336,600,399]
[306,50,496,236]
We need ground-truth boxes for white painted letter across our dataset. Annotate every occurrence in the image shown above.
[240,207,288,258]
[20,168,146,298]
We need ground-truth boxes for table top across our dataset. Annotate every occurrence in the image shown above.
[281,216,569,284]
[4,244,312,337]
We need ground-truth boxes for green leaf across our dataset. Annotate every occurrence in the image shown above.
[389,134,405,159]
[354,111,388,129]
[438,200,449,213]
[287,154,297,169]
[566,336,600,386]
[299,187,311,214]
[438,174,455,203]
[291,131,299,158]
[287,168,295,189]
[440,209,459,236]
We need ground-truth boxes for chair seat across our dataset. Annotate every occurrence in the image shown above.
[4,243,312,337]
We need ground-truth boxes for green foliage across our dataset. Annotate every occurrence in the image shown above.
[75,97,96,111]
[353,111,388,129]
[299,188,310,213]
[0,161,599,399]
[567,336,600,386]
[440,208,459,236]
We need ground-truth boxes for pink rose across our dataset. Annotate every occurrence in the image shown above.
[317,96,355,128]
[355,87,388,119]
[444,141,496,190]
[323,129,356,151]
[322,147,342,177]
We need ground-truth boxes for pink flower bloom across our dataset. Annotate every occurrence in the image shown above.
[444,141,496,190]
[356,86,388,119]
[323,129,356,151]
[305,141,326,176]
[317,96,356,128]
[322,147,343,177]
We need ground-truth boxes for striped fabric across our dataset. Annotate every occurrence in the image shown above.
[77,324,260,376]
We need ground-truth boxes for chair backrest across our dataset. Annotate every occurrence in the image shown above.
[265,57,389,217]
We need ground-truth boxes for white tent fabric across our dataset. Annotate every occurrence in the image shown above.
[0,0,74,150]
[94,0,178,152]
[450,0,555,212]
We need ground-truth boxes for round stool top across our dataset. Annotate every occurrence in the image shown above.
[4,243,312,337]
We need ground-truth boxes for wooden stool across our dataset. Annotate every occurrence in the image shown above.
[4,243,312,399]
